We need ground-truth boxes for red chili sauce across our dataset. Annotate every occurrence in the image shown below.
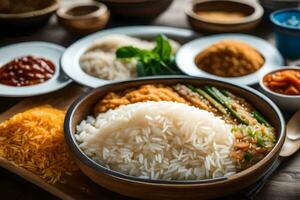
[0,55,55,87]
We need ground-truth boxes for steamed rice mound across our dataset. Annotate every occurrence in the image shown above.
[76,101,236,180]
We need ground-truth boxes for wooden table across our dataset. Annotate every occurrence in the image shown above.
[1,1,300,199]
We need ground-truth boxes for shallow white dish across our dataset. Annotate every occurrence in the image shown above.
[0,42,71,97]
[176,34,284,85]
[61,26,198,88]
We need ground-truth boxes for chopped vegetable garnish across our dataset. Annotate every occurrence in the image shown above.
[257,136,264,147]
[243,152,252,162]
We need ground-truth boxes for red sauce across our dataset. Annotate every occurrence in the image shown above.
[0,55,55,87]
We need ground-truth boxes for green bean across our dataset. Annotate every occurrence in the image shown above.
[187,85,227,115]
[204,86,248,125]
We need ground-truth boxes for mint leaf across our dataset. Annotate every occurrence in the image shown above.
[116,46,142,58]
[115,34,182,77]
[153,34,172,61]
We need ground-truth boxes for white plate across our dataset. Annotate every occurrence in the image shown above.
[61,26,197,88]
[176,34,284,85]
[0,42,71,97]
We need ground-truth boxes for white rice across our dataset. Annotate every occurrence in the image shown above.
[75,101,236,180]
[79,34,180,81]
[80,51,138,80]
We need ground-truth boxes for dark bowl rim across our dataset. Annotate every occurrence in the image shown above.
[270,8,300,32]
[0,0,58,19]
[185,0,264,25]
[64,76,286,185]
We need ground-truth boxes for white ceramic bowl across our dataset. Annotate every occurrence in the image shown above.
[259,66,300,111]
[61,26,198,88]
[176,34,284,85]
[0,42,71,97]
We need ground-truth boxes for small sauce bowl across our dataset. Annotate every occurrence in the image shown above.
[259,67,300,111]
[56,2,110,35]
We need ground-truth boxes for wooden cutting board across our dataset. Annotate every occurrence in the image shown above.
[0,84,129,200]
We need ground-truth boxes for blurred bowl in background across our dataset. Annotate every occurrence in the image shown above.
[270,8,300,59]
[56,2,110,35]
[95,0,173,20]
[260,0,299,16]
[0,0,58,32]
[186,0,264,33]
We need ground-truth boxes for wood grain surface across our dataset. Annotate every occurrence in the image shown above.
[0,0,300,200]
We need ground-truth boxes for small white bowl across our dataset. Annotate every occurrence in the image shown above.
[0,42,71,97]
[259,66,300,111]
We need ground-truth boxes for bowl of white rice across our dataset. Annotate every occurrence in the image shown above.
[64,76,285,200]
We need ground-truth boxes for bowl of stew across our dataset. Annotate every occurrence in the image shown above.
[259,67,300,111]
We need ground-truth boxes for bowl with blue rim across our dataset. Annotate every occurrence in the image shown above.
[270,8,300,59]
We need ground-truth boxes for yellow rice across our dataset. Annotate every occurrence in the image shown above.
[0,105,78,184]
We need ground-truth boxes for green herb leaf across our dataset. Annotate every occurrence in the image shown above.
[153,34,172,61]
[116,46,142,58]
[115,34,181,77]
[136,62,146,77]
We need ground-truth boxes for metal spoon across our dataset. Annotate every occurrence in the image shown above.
[286,110,300,141]
[280,135,300,157]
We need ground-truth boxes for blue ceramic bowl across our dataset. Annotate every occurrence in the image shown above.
[270,9,300,59]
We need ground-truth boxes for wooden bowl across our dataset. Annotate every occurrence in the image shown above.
[64,76,285,199]
[95,0,173,20]
[56,2,110,35]
[186,0,264,33]
[0,0,58,32]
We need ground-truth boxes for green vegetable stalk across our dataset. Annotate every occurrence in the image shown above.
[220,89,271,127]
[187,85,227,115]
[203,86,249,125]
[252,111,270,127]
